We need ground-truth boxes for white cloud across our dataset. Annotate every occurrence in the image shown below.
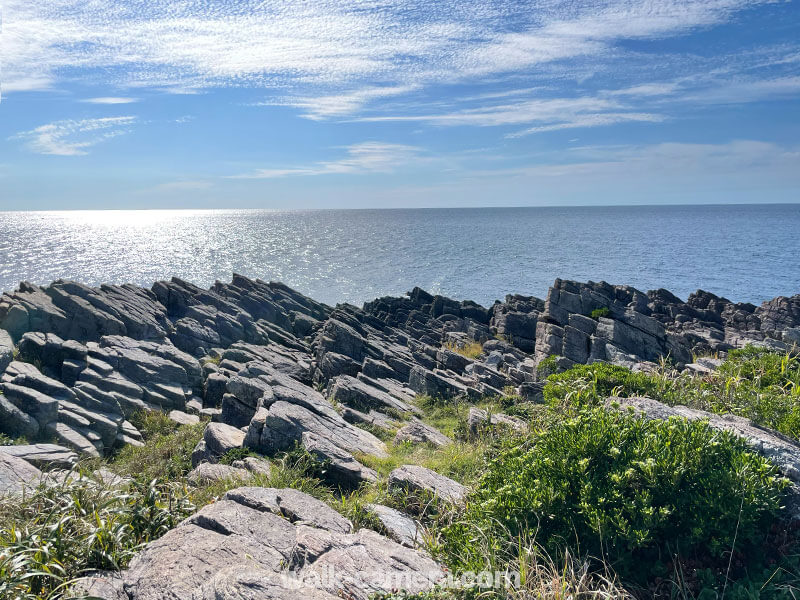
[11,116,137,156]
[81,97,138,104]
[230,142,423,179]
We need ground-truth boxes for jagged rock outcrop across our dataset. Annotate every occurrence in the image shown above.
[0,274,797,462]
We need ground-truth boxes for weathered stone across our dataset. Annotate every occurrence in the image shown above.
[224,487,352,533]
[187,462,250,486]
[193,422,245,466]
[301,431,379,487]
[367,503,423,548]
[388,465,467,504]
[394,421,451,447]
[168,409,200,426]
[328,375,414,415]
[0,328,14,373]
[231,456,272,477]
[0,395,39,439]
[0,451,43,496]
[467,407,528,435]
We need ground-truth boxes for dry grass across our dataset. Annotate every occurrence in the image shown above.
[444,340,484,360]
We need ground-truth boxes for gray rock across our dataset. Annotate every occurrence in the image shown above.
[0,394,40,439]
[70,572,127,600]
[1,382,59,428]
[168,409,200,426]
[340,406,399,432]
[203,371,228,408]
[301,431,379,487]
[231,456,272,477]
[0,328,13,374]
[193,422,246,466]
[394,421,452,447]
[223,487,352,533]
[0,451,42,496]
[120,487,443,600]
[187,462,250,486]
[246,400,387,460]
[0,443,78,469]
[328,375,415,415]
[467,407,528,435]
[367,503,423,548]
[388,465,467,504]
[48,422,102,457]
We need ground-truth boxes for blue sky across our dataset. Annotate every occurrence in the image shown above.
[1,0,799,209]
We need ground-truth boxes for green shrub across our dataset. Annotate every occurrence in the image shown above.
[544,348,800,441]
[438,407,787,585]
[0,476,193,599]
[591,307,611,320]
[543,362,662,406]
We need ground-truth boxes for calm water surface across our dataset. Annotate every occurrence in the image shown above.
[0,205,797,307]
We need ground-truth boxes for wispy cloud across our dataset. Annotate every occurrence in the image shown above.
[81,97,139,104]
[12,117,137,156]
[230,142,423,179]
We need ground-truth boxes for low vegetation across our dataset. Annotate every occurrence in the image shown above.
[444,340,484,360]
[544,347,800,440]
[2,346,800,599]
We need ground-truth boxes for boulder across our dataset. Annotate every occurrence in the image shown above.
[0,451,42,496]
[388,465,467,504]
[187,462,250,486]
[231,456,272,477]
[394,421,452,447]
[328,375,415,415]
[367,503,423,548]
[192,422,245,466]
[467,407,528,435]
[301,431,379,487]
[168,409,200,426]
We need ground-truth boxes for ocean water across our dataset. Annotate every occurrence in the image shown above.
[0,204,797,308]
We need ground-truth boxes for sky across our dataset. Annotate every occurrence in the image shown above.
[0,0,799,210]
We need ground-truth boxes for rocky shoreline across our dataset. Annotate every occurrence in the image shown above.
[1,275,799,598]
[1,275,798,463]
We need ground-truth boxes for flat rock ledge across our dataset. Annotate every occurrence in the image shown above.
[76,486,444,600]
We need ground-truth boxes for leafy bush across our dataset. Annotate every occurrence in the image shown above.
[438,407,787,585]
[543,348,800,441]
[591,307,611,320]
[543,362,662,406]
[0,476,193,599]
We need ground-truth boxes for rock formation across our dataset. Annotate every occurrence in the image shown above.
[0,274,796,468]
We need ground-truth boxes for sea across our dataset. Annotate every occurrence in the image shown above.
[0,204,797,308]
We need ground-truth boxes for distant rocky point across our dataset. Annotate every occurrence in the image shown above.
[0,274,797,466]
